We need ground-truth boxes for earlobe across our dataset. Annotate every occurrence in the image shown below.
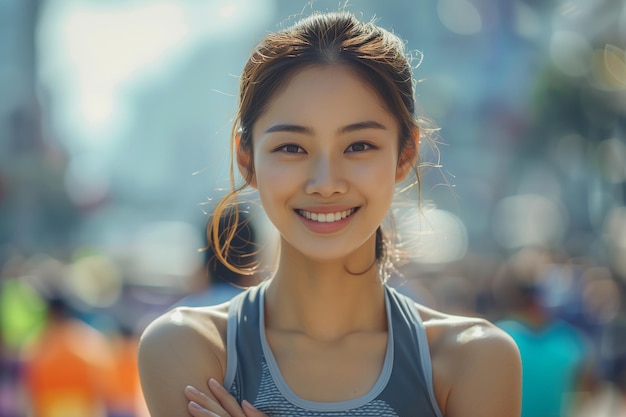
[236,134,257,188]
[395,129,419,183]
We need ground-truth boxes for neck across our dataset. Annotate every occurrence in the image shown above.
[264,242,387,341]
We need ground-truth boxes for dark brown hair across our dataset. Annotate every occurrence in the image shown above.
[209,11,435,278]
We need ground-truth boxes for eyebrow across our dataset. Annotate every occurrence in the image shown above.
[264,120,388,135]
[265,124,312,134]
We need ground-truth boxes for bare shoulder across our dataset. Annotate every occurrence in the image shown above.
[416,303,519,355]
[139,302,230,356]
[138,302,230,417]
[416,304,522,417]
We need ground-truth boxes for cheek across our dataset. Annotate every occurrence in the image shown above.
[255,159,297,187]
[349,156,399,187]
[254,160,298,205]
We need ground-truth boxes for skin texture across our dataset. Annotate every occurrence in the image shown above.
[138,65,522,417]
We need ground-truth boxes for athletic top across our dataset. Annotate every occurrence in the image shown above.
[223,281,445,417]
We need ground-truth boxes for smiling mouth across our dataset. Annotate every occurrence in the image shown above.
[296,208,358,223]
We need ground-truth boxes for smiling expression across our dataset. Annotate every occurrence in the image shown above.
[243,65,413,263]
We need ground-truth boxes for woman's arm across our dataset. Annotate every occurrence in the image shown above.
[184,379,268,417]
[138,306,228,417]
[442,320,522,417]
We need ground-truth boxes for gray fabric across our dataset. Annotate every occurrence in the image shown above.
[224,282,444,417]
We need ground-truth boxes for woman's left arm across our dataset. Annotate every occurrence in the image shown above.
[444,321,522,417]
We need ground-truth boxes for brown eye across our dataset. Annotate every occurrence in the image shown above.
[346,142,372,153]
[277,144,305,153]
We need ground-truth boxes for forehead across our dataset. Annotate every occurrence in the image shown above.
[253,65,396,133]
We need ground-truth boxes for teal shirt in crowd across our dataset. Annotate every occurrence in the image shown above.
[497,318,588,417]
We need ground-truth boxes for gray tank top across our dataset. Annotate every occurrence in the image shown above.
[223,282,444,417]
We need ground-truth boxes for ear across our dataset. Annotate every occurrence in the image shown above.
[236,134,257,188]
[395,128,419,183]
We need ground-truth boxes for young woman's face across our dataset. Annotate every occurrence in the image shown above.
[246,65,412,262]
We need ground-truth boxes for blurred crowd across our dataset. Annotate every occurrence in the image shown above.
[0,251,152,417]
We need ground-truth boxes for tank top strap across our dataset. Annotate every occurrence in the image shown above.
[224,282,267,402]
[383,285,444,417]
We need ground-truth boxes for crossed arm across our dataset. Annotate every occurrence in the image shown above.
[184,379,266,417]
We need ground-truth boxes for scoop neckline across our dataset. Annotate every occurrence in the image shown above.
[257,282,395,412]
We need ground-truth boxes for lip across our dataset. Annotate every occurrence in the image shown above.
[296,205,357,214]
[294,206,360,234]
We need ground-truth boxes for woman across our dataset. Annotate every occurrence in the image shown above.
[138,11,522,417]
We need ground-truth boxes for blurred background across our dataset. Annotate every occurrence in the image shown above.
[1,0,625,416]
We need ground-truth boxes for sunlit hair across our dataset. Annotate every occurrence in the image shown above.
[209,11,438,280]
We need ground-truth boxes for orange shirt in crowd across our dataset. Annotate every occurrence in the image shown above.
[21,317,114,417]
[105,333,149,417]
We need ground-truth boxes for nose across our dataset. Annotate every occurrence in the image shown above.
[304,154,348,197]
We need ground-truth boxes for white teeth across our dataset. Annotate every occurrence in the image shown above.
[298,208,356,223]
